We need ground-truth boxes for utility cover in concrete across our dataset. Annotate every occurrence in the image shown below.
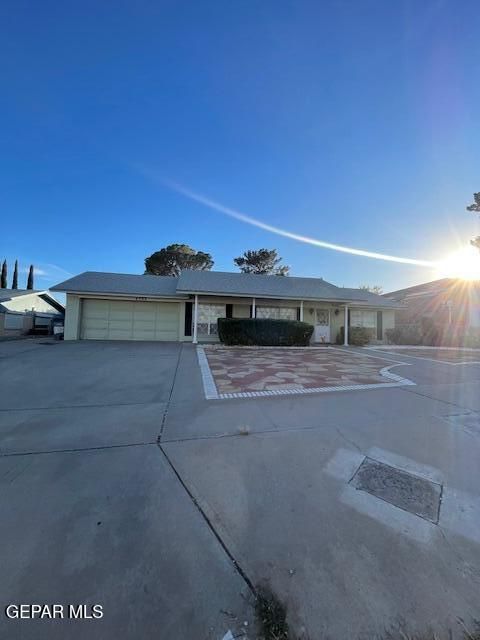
[350,458,442,523]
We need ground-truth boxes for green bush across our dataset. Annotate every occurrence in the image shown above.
[217,318,313,346]
[336,326,371,346]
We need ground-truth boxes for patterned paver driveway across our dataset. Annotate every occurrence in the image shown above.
[201,346,413,398]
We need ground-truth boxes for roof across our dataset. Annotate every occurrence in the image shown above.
[338,287,403,308]
[51,271,181,298]
[0,289,45,302]
[177,270,342,299]
[385,278,480,301]
[0,289,64,313]
[177,270,399,306]
[52,270,400,307]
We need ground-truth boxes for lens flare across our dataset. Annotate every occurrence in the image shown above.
[436,245,480,281]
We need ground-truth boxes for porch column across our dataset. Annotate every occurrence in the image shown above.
[446,300,453,325]
[252,297,256,318]
[192,294,199,344]
[300,300,304,322]
[344,305,349,346]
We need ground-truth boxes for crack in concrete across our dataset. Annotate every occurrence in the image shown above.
[158,442,256,598]
[155,344,257,602]
[158,343,183,443]
[0,441,156,457]
[162,422,343,444]
[0,400,169,412]
[333,425,363,453]
[1,457,33,483]
[399,385,476,412]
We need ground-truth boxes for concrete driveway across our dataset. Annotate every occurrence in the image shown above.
[0,340,253,640]
[1,339,480,639]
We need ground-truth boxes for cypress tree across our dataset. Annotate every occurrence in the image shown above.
[0,260,6,288]
[12,260,18,289]
[27,265,34,290]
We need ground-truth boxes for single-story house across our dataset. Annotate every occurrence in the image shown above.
[385,278,480,330]
[51,270,400,345]
[0,289,65,337]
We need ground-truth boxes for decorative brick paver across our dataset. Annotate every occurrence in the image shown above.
[201,347,412,397]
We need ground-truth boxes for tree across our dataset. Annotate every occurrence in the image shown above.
[234,249,290,275]
[466,193,480,251]
[1,260,6,288]
[144,244,214,276]
[12,260,18,289]
[359,284,383,295]
[27,265,34,290]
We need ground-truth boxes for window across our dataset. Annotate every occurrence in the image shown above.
[376,311,383,340]
[184,302,193,336]
[350,310,376,329]
[197,304,225,335]
[256,306,297,320]
[315,309,329,325]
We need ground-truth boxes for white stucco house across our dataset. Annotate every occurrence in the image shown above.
[51,270,399,345]
[0,289,64,337]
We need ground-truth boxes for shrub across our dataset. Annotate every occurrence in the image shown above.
[385,325,423,345]
[464,328,480,348]
[420,317,441,346]
[336,326,371,346]
[386,319,445,346]
[217,318,313,346]
[437,324,468,347]
[387,320,480,348]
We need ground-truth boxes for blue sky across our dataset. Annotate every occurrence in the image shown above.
[1,0,479,294]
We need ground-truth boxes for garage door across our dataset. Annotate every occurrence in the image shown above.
[81,300,179,341]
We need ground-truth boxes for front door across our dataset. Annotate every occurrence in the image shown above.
[314,308,330,343]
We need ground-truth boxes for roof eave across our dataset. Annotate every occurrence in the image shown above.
[51,284,400,308]
[176,288,400,307]
[39,292,65,312]
[54,289,189,300]
[0,290,48,303]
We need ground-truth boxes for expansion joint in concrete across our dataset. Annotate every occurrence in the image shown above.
[0,441,155,458]
[158,343,184,443]
[399,386,474,412]
[158,443,256,598]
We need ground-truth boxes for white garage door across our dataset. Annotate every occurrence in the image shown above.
[81,300,179,341]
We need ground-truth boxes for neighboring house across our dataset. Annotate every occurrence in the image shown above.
[385,278,480,330]
[51,270,399,345]
[0,290,65,337]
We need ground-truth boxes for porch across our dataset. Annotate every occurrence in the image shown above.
[184,295,393,346]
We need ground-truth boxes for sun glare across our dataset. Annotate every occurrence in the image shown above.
[436,245,480,281]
